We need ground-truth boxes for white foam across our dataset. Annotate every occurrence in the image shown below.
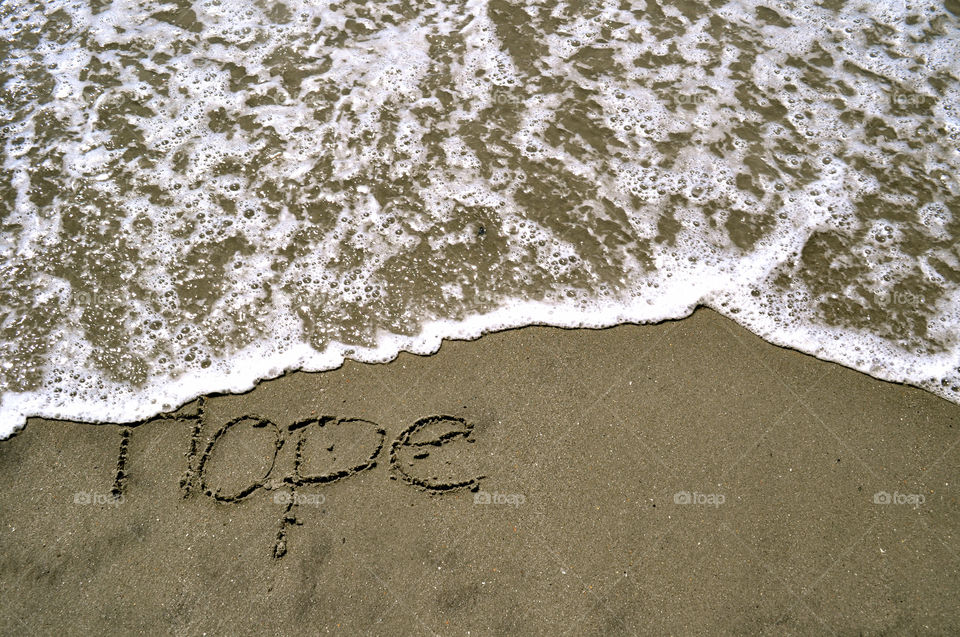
[1,0,959,437]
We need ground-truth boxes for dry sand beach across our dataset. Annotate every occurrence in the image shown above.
[2,308,959,635]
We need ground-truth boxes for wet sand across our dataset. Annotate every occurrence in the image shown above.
[1,307,958,635]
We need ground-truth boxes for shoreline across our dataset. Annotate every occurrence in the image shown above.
[5,301,958,440]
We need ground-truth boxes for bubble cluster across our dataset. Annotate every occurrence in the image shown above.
[0,0,958,434]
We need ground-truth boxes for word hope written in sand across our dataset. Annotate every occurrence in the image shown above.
[105,402,483,558]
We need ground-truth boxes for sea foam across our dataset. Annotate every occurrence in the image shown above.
[0,0,958,436]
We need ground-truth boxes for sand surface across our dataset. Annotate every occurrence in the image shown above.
[1,308,958,635]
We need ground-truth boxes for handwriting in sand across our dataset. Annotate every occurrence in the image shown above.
[102,399,483,558]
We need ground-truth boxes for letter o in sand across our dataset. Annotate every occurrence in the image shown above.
[292,418,386,486]
[198,416,282,501]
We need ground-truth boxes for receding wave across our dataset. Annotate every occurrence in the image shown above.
[1,0,959,435]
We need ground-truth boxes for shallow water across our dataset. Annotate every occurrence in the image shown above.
[1,0,958,434]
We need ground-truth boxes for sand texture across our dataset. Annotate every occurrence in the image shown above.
[2,308,959,635]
